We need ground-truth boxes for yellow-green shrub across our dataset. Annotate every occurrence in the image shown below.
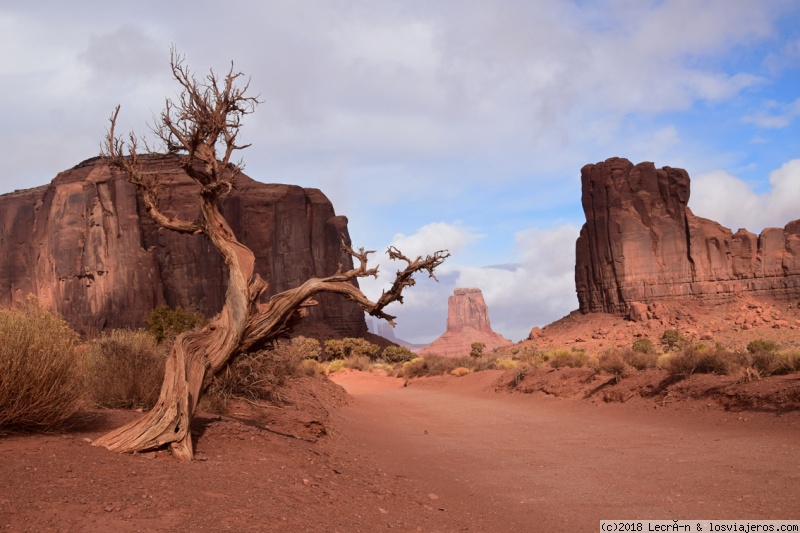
[0,305,84,431]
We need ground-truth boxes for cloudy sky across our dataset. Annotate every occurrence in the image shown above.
[2,1,799,343]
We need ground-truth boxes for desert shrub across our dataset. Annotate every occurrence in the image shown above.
[86,329,166,410]
[660,329,683,351]
[495,357,517,370]
[0,305,85,431]
[325,338,379,360]
[748,349,800,376]
[144,304,206,343]
[747,339,779,354]
[382,345,416,364]
[622,348,659,370]
[598,350,630,380]
[450,367,472,377]
[299,359,326,376]
[288,336,322,360]
[203,340,309,413]
[548,349,589,369]
[632,338,655,354]
[470,342,486,358]
[343,354,372,371]
[664,346,736,377]
[327,359,346,373]
[401,357,428,378]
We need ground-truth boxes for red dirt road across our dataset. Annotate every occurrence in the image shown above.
[1,371,799,532]
[330,370,800,532]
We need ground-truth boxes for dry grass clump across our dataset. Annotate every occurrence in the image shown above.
[0,305,84,431]
[203,338,315,414]
[547,349,589,369]
[450,367,472,377]
[598,350,631,382]
[621,348,659,370]
[664,346,736,377]
[747,349,800,376]
[86,329,166,410]
[343,354,372,371]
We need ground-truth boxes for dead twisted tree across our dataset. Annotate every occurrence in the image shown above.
[93,51,448,461]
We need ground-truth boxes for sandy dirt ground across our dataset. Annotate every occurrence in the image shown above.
[1,370,799,532]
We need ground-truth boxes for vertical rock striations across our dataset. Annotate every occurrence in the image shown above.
[575,157,800,316]
[0,155,367,336]
[419,288,512,357]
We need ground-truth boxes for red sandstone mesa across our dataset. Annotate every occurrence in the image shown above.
[0,156,366,336]
[575,157,800,317]
[420,288,512,357]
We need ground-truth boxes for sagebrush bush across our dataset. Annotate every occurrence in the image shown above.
[382,345,416,364]
[622,348,659,370]
[144,304,206,343]
[598,350,630,380]
[748,349,800,376]
[0,305,84,431]
[747,339,779,354]
[86,329,166,410]
[325,338,379,360]
[548,349,589,369]
[664,347,735,377]
[343,354,372,371]
[632,338,655,354]
[660,329,684,351]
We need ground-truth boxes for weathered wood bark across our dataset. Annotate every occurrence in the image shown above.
[92,50,449,460]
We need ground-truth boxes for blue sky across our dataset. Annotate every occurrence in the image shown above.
[1,1,799,343]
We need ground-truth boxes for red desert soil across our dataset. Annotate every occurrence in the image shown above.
[2,370,799,532]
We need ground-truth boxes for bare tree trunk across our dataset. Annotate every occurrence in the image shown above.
[92,49,449,460]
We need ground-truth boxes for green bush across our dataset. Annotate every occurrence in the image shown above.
[632,338,655,354]
[324,338,379,360]
[86,329,166,410]
[747,339,779,354]
[622,348,659,370]
[660,329,683,351]
[144,304,206,343]
[382,345,416,364]
[0,305,84,431]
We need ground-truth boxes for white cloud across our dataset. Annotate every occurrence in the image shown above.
[743,98,800,129]
[390,222,481,259]
[691,159,800,232]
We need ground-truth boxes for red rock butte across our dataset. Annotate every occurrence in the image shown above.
[575,157,800,318]
[420,288,512,357]
[0,155,367,336]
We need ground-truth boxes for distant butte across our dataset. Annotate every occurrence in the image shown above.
[420,288,512,357]
[575,157,800,318]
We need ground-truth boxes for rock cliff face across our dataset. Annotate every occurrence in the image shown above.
[419,288,512,357]
[575,157,800,316]
[0,155,367,336]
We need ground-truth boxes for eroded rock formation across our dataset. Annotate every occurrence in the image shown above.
[576,157,800,316]
[420,288,512,357]
[0,155,367,336]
